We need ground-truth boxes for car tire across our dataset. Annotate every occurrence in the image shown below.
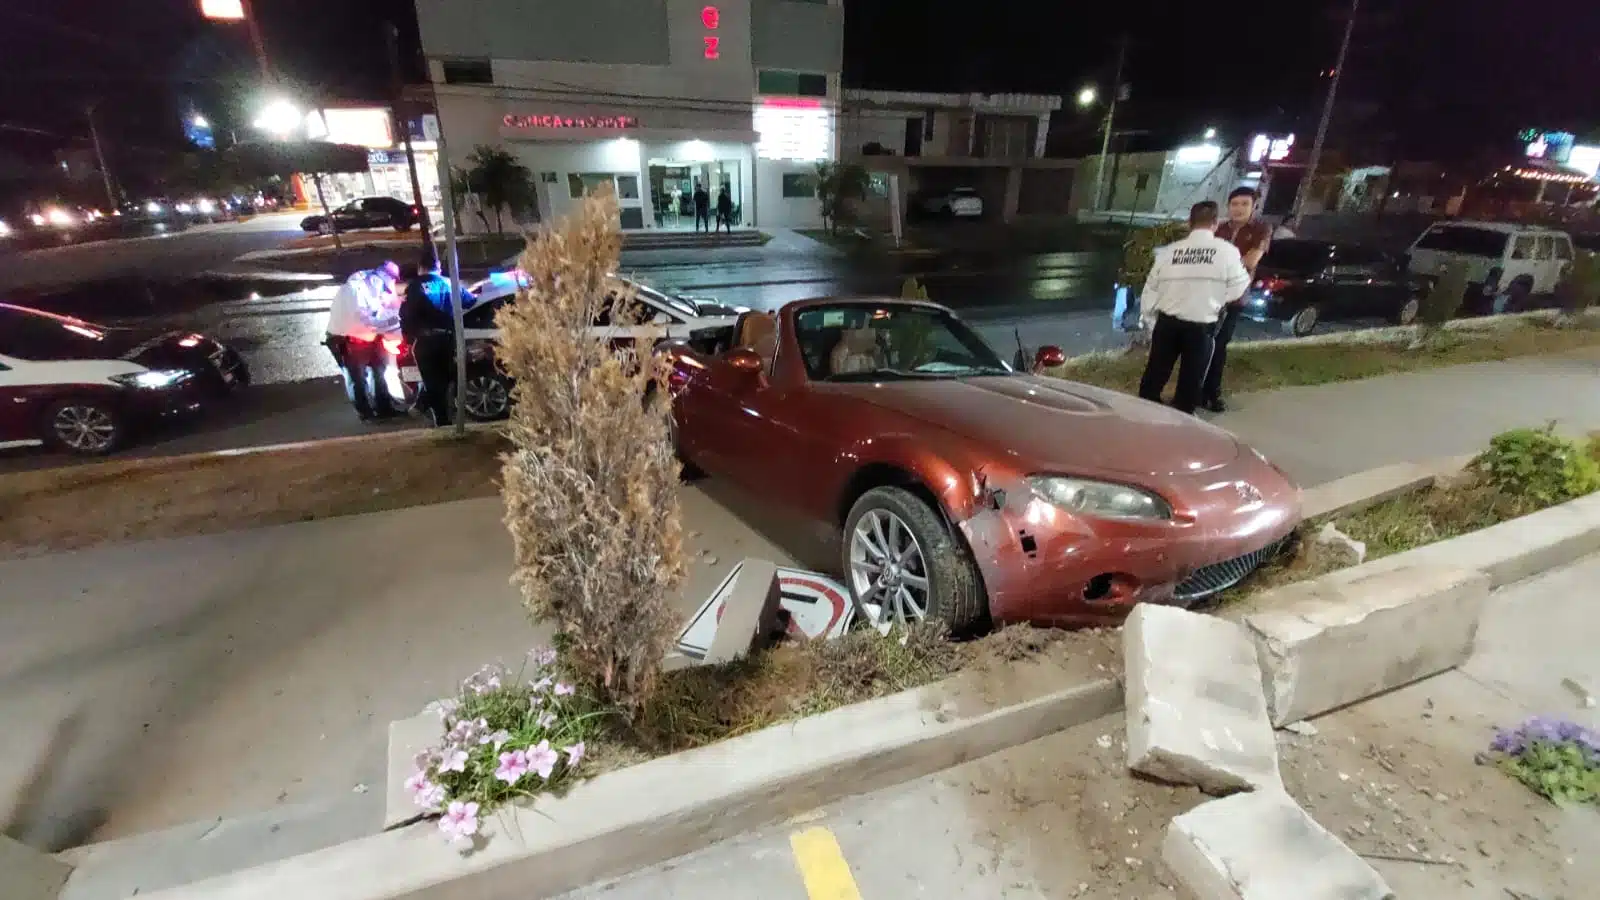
[1285,306,1319,337]
[1505,276,1534,313]
[461,371,511,421]
[1393,294,1421,325]
[843,486,987,633]
[41,396,125,456]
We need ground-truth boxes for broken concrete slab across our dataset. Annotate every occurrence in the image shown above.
[1299,463,1434,521]
[383,712,440,830]
[1123,604,1280,795]
[1163,789,1393,900]
[702,558,783,664]
[1,834,71,900]
[1245,565,1490,727]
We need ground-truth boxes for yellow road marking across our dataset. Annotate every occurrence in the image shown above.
[789,827,863,900]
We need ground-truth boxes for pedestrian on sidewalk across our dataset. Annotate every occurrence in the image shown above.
[715,184,734,234]
[401,253,474,427]
[325,261,402,422]
[692,180,711,233]
[1200,187,1273,412]
[1136,202,1252,415]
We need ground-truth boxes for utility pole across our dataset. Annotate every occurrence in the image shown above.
[85,104,117,210]
[435,126,468,435]
[386,22,435,249]
[1090,35,1128,215]
[239,0,273,80]
[1290,0,1359,229]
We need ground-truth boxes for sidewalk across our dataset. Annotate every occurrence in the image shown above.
[562,553,1600,899]
[4,351,1597,851]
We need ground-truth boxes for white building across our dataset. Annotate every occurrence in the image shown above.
[413,0,844,232]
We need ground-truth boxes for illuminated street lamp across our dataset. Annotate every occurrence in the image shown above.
[1076,86,1098,108]
[192,114,210,129]
[1204,126,1217,140]
[253,99,302,138]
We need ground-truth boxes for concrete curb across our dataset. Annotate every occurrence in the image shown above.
[136,660,1121,899]
[1,835,72,900]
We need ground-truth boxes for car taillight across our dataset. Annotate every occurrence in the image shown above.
[382,335,403,356]
[1255,276,1292,293]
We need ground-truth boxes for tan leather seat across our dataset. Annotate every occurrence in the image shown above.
[829,328,881,376]
[734,312,778,372]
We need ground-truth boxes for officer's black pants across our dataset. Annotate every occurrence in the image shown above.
[1201,303,1242,404]
[414,333,456,426]
[1138,313,1215,415]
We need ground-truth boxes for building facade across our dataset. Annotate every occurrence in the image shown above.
[413,0,843,231]
[836,91,1074,222]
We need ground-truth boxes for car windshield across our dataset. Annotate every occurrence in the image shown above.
[633,283,698,319]
[1259,240,1335,273]
[1414,226,1509,258]
[0,305,109,361]
[793,304,1011,382]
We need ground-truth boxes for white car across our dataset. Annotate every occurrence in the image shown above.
[921,188,984,219]
[1407,221,1575,313]
[399,272,744,421]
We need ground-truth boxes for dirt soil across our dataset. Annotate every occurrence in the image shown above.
[0,427,504,559]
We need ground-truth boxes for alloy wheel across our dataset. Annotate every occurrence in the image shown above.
[1398,297,1420,324]
[1290,306,1318,336]
[848,508,931,626]
[53,405,116,453]
[463,375,509,419]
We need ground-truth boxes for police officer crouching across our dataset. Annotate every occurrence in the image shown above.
[400,253,474,427]
[1136,201,1251,415]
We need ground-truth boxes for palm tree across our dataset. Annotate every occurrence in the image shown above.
[466,145,538,234]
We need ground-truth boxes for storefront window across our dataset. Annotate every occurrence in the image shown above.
[617,175,640,200]
[757,69,828,98]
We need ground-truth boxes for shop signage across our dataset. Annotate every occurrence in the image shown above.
[503,114,638,130]
[368,150,408,166]
[702,5,721,59]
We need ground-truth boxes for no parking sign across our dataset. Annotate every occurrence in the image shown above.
[676,564,855,660]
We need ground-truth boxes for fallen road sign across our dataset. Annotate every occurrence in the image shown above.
[677,562,854,660]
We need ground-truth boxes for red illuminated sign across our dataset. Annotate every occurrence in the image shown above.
[702,5,720,59]
[503,114,639,130]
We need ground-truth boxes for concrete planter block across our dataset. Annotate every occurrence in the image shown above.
[384,713,443,830]
[1299,463,1433,521]
[1123,604,1280,795]
[1,834,72,900]
[702,558,782,664]
[1163,789,1393,900]
[1246,565,1489,727]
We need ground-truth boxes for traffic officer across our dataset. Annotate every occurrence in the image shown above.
[326,261,402,421]
[1200,187,1273,412]
[400,253,475,427]
[1137,201,1252,415]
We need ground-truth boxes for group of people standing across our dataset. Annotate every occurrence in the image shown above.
[323,255,476,427]
[690,178,736,234]
[1135,187,1272,415]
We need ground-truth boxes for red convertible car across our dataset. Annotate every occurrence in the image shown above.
[659,298,1301,630]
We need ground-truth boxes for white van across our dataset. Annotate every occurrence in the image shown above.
[1407,221,1575,311]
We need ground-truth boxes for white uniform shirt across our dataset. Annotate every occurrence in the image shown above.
[325,271,398,340]
[1139,228,1252,328]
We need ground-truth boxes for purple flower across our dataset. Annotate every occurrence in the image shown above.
[412,748,439,770]
[528,647,558,668]
[438,748,469,774]
[566,741,586,768]
[404,770,431,796]
[423,698,459,721]
[526,740,560,780]
[448,717,488,747]
[462,664,507,696]
[414,782,446,812]
[531,676,554,693]
[553,683,575,697]
[536,711,557,730]
[482,729,512,750]
[495,750,530,785]
[438,800,480,845]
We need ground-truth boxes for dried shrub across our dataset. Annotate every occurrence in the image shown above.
[494,188,686,719]
[1412,259,1469,348]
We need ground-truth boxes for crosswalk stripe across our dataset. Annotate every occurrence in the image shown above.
[788,827,863,900]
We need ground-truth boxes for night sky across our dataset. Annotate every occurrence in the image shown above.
[0,0,1595,170]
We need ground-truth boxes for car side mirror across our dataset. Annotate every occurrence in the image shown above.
[726,347,765,375]
[1033,346,1067,371]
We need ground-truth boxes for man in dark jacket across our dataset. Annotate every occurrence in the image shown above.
[400,254,474,426]
[692,179,711,233]
[715,184,734,234]
[1200,187,1273,412]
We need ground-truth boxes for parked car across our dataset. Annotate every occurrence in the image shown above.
[0,303,249,455]
[1240,239,1427,336]
[395,271,743,421]
[300,196,421,234]
[1407,221,1575,315]
[655,298,1301,630]
[919,187,984,219]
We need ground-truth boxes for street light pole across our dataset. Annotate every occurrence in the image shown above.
[434,126,468,436]
[1090,35,1128,215]
[386,22,435,250]
[85,104,117,210]
[238,0,272,80]
[1290,0,1359,229]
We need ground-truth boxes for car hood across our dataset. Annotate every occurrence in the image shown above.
[107,328,217,368]
[838,375,1242,477]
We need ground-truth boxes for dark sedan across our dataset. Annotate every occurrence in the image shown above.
[300,196,421,234]
[1240,239,1426,336]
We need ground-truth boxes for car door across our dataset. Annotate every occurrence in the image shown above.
[0,355,37,444]
[1322,248,1378,318]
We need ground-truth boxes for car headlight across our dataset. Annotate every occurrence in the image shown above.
[1028,476,1173,521]
[112,369,192,389]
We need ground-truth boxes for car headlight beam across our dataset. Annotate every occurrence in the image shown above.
[112,369,193,389]
[1028,475,1173,521]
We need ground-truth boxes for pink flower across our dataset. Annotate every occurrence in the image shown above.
[412,748,438,770]
[553,683,575,697]
[438,800,480,844]
[423,698,459,721]
[495,749,530,785]
[438,748,468,774]
[536,711,557,730]
[566,741,586,768]
[531,676,553,693]
[404,770,431,796]
[414,783,446,812]
[482,729,512,749]
[526,740,560,780]
[528,647,558,667]
[448,717,488,746]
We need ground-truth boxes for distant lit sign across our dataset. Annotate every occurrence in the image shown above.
[1248,133,1295,163]
[1567,145,1600,180]
[1176,144,1221,164]
[368,150,409,166]
[199,0,246,21]
[307,107,394,149]
[755,99,831,162]
[503,114,639,129]
[702,5,721,59]
[1525,131,1574,165]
